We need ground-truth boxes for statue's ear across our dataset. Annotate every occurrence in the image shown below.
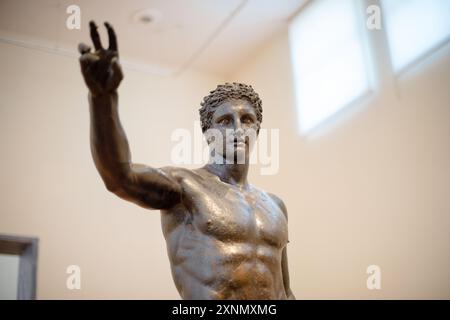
[204,128,214,145]
[204,131,212,145]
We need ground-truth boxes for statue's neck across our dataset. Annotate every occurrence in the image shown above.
[204,162,249,189]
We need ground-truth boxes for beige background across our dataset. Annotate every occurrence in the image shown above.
[1,23,449,299]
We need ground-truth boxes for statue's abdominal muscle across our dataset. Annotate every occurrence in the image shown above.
[161,168,288,299]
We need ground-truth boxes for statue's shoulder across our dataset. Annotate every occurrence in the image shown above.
[160,166,204,181]
[266,191,288,218]
[248,185,288,218]
[246,184,287,214]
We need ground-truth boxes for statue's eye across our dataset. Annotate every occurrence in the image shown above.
[219,118,230,125]
[243,116,254,124]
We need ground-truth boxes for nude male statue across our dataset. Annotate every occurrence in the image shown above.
[78,21,295,300]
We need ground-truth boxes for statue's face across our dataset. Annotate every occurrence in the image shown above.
[206,99,258,163]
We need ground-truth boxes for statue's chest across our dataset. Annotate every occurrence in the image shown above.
[183,178,288,247]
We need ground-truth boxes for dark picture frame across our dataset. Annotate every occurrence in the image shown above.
[0,234,38,300]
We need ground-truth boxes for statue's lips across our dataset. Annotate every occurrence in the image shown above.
[233,139,246,147]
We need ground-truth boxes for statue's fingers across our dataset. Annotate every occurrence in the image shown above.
[94,51,117,73]
[106,58,123,91]
[79,60,101,94]
[79,53,91,69]
[104,50,118,64]
[98,50,117,69]
[79,52,99,67]
[78,42,91,55]
[79,54,100,81]
[89,20,103,51]
[104,22,118,52]
[111,57,123,80]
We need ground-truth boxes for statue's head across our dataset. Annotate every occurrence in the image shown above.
[199,82,263,162]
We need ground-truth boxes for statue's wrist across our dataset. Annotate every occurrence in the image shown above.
[89,90,118,100]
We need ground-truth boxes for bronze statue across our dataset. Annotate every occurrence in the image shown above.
[78,21,295,300]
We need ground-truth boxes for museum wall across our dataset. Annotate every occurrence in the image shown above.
[1,24,449,299]
[0,41,222,299]
[231,30,450,299]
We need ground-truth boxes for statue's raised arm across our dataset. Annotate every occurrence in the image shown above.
[78,21,182,210]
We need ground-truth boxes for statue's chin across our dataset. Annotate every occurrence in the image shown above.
[208,154,240,165]
[209,143,251,164]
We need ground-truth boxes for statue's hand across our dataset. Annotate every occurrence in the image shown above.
[78,21,123,96]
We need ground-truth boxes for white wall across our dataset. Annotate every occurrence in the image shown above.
[1,25,449,299]
[232,30,450,299]
[0,42,222,299]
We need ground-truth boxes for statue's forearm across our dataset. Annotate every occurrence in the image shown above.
[89,91,132,190]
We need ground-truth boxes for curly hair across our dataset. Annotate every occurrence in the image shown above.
[199,82,263,133]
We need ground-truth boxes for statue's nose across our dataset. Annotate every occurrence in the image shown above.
[233,118,243,131]
[234,127,244,138]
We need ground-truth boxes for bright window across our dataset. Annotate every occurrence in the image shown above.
[289,0,370,133]
[381,0,450,72]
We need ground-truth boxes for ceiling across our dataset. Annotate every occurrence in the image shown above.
[0,0,308,77]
